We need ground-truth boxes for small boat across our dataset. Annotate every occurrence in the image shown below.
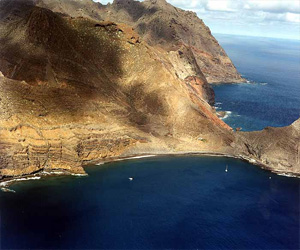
[129,177,134,181]
[225,165,228,172]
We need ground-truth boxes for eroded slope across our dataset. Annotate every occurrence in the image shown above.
[235,119,300,176]
[31,0,244,84]
[0,1,234,178]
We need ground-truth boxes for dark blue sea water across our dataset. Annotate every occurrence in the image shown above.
[213,34,300,131]
[1,156,299,249]
[1,35,300,249]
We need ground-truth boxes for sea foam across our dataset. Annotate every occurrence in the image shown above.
[221,111,232,120]
[0,176,41,188]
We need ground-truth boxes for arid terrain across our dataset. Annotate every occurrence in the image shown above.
[35,0,245,84]
[0,0,299,182]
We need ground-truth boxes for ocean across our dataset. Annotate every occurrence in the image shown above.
[213,34,300,131]
[0,156,299,249]
[0,35,300,249]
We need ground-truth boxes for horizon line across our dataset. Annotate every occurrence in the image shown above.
[212,32,300,41]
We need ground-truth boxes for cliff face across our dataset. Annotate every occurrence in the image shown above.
[235,119,300,176]
[0,0,234,179]
[33,0,104,20]
[31,0,244,84]
[99,0,245,84]
[0,0,298,180]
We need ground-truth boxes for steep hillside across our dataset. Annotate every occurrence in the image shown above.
[100,0,244,83]
[34,0,103,19]
[235,119,300,176]
[32,0,244,84]
[0,0,234,178]
[0,0,298,180]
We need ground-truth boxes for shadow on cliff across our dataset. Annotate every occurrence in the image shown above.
[0,0,126,117]
[136,18,178,48]
[1,0,171,135]
[111,0,158,22]
[124,82,169,135]
[110,1,175,47]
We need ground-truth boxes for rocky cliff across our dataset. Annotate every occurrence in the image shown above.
[99,0,245,84]
[0,0,298,181]
[0,0,235,179]
[235,119,300,176]
[31,0,244,84]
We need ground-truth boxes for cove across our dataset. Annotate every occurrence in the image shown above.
[0,156,299,249]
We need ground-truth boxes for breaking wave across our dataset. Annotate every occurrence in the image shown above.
[220,111,232,120]
[0,176,41,192]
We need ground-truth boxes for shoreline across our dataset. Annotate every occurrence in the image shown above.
[92,152,300,178]
[1,151,299,191]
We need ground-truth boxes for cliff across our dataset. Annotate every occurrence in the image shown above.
[0,0,298,181]
[31,0,244,84]
[0,0,234,179]
[99,0,245,84]
[235,119,300,176]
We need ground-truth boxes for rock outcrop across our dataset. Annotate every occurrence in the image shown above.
[235,119,300,176]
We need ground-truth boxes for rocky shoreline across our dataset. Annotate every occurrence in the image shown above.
[0,1,298,188]
[91,151,300,178]
[1,150,299,192]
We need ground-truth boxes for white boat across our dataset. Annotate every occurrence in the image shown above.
[129,177,134,181]
[225,165,228,172]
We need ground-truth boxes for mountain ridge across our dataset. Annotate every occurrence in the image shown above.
[32,0,245,84]
[0,0,237,179]
[0,0,299,182]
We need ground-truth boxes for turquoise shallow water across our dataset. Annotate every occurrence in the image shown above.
[213,34,300,131]
[0,156,299,249]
